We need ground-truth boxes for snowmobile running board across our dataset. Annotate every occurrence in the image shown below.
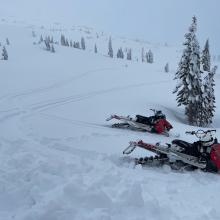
[123,140,207,169]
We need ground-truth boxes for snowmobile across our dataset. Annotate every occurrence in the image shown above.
[123,129,220,173]
[106,109,173,136]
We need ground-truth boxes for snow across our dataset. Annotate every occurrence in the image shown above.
[1,8,220,220]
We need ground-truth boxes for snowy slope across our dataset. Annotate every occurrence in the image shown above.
[0,18,220,220]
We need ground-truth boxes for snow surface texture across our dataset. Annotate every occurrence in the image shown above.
[0,17,220,220]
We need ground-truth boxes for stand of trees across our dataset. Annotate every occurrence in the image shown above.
[174,16,216,126]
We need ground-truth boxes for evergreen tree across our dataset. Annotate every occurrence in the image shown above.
[146,50,153,63]
[127,49,132,60]
[32,31,36,38]
[200,66,217,125]
[108,37,113,58]
[50,36,54,44]
[121,48,124,59]
[6,38,10,45]
[74,41,80,49]
[39,35,44,43]
[94,44,98,53]
[173,16,203,125]
[117,47,124,59]
[164,63,169,73]
[201,39,211,72]
[65,39,69,47]
[51,44,55,53]
[141,48,145,62]
[61,35,66,46]
[81,37,86,50]
[2,46,8,60]
[44,37,51,51]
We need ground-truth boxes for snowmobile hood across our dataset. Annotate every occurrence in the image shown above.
[210,144,220,171]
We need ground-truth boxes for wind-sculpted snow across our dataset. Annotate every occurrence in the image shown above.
[0,20,220,220]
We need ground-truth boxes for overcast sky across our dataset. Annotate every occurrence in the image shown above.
[1,0,219,53]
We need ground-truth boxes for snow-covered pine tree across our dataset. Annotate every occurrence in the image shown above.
[81,37,86,50]
[121,48,124,59]
[108,37,113,58]
[39,35,44,43]
[51,44,55,53]
[32,31,36,38]
[117,48,124,59]
[44,37,51,51]
[147,50,154,63]
[65,39,69,47]
[187,19,203,126]
[61,35,66,46]
[6,38,10,45]
[50,36,54,44]
[127,49,132,60]
[2,46,8,60]
[173,16,203,126]
[164,63,169,72]
[146,51,149,62]
[94,44,97,53]
[201,39,211,72]
[74,41,80,49]
[200,66,217,125]
[117,48,120,58]
[141,48,145,62]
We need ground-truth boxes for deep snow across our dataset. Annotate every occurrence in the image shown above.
[0,17,220,220]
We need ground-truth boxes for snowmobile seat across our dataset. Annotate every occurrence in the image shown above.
[172,139,193,149]
[135,115,153,125]
[172,139,201,157]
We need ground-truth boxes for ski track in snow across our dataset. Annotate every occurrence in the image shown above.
[0,78,171,124]
[0,67,118,103]
[28,79,171,112]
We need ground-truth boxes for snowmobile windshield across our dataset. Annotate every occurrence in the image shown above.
[155,111,166,119]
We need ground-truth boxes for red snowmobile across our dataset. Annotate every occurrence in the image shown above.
[106,109,173,136]
[123,129,220,173]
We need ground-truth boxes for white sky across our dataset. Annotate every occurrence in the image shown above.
[0,0,219,53]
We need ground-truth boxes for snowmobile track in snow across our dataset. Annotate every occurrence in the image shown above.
[28,79,171,113]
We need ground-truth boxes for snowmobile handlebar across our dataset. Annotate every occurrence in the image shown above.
[185,129,216,138]
[150,108,157,113]
[150,109,162,115]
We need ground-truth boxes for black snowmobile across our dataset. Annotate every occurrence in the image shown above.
[123,129,220,173]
